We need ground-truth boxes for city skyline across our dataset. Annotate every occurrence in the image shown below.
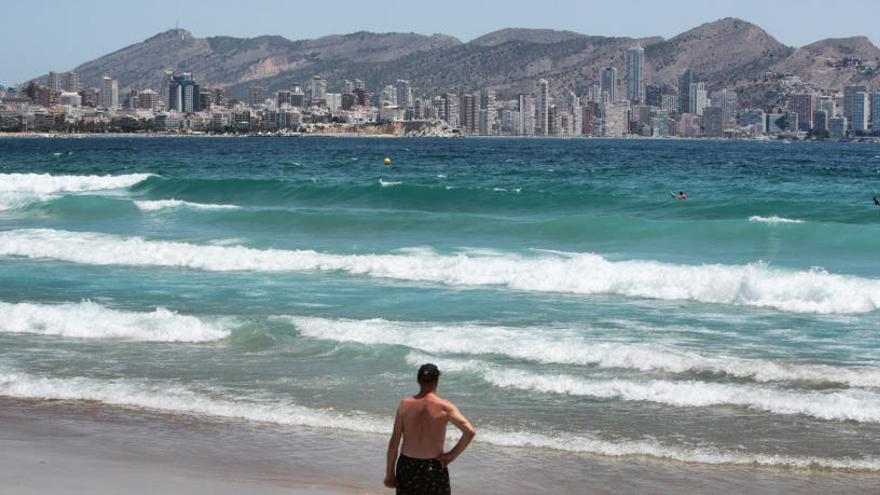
[3,0,880,85]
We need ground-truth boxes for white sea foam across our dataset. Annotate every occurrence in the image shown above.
[291,316,880,388]
[2,229,879,314]
[134,199,240,211]
[0,369,876,471]
[749,215,805,224]
[403,354,880,423]
[0,173,153,211]
[0,301,229,342]
[378,179,402,187]
[0,173,153,194]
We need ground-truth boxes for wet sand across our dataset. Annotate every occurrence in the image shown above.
[1,397,878,494]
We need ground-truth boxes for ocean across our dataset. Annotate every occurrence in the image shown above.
[1,136,879,491]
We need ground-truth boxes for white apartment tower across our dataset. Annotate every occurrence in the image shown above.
[310,76,327,100]
[64,71,81,93]
[48,71,61,90]
[100,76,119,109]
[689,82,707,116]
[536,79,550,136]
[872,90,880,132]
[852,91,869,133]
[627,45,645,103]
[395,79,413,109]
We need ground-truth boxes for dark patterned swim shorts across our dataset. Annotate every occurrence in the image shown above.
[395,454,451,495]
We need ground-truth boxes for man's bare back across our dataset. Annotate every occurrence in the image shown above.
[385,364,476,494]
[398,393,451,458]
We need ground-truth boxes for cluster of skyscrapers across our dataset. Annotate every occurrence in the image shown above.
[2,46,879,139]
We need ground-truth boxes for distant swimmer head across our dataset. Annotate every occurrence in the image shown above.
[384,158,392,165]
[417,363,441,386]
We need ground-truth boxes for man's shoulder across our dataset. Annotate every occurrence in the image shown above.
[431,395,457,410]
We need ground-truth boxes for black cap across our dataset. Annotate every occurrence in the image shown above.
[417,363,441,383]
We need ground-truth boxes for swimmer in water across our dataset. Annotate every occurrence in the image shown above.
[671,191,687,200]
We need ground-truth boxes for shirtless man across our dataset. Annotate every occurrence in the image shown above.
[384,364,476,494]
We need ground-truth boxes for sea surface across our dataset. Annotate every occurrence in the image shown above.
[1,137,879,487]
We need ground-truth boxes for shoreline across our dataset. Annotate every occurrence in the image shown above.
[2,396,878,494]
[2,131,876,143]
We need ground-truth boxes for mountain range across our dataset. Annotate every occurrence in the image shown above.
[50,18,880,107]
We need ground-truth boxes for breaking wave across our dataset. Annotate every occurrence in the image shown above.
[1,229,879,314]
[0,173,153,211]
[749,215,805,224]
[402,354,880,423]
[134,199,240,211]
[290,316,880,388]
[0,300,229,342]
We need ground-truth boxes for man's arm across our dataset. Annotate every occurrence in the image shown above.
[438,402,476,467]
[384,404,404,488]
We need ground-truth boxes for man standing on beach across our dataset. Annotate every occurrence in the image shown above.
[384,364,476,494]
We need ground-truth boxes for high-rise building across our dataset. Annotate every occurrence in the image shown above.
[518,94,535,137]
[601,101,630,137]
[352,88,369,107]
[124,88,140,110]
[547,105,559,136]
[829,116,847,139]
[600,67,617,102]
[812,110,829,132]
[852,91,869,133]
[395,80,413,109]
[59,91,81,107]
[343,80,355,95]
[291,86,305,107]
[710,89,738,130]
[480,89,497,135]
[536,79,550,136]
[167,74,200,113]
[277,89,292,107]
[99,76,118,109]
[661,95,678,112]
[818,96,835,117]
[439,93,459,128]
[160,70,174,106]
[646,84,663,107]
[787,93,814,131]
[872,90,880,133]
[48,71,61,90]
[678,68,698,114]
[737,109,766,134]
[843,85,869,130]
[138,89,160,110]
[627,46,645,103]
[379,85,397,106]
[325,93,342,111]
[460,93,479,134]
[702,106,724,137]
[688,82,707,116]
[64,72,80,93]
[248,86,266,107]
[310,76,327,100]
[80,87,99,107]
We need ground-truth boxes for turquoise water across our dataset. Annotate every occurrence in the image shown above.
[1,137,880,471]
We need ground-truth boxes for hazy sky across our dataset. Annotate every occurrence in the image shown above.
[3,0,879,85]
